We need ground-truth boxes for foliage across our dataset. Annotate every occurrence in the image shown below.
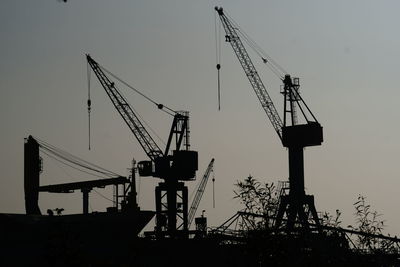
[233,177,399,254]
[349,194,386,251]
[234,175,279,230]
[320,209,342,228]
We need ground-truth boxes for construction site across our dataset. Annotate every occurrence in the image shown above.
[1,2,400,266]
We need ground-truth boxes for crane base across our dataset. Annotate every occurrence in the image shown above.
[275,194,321,233]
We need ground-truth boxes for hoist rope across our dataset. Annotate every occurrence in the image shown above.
[109,81,167,146]
[88,67,167,148]
[215,11,222,110]
[129,99,167,146]
[87,61,92,150]
[99,65,177,116]
[212,170,216,209]
[224,11,288,78]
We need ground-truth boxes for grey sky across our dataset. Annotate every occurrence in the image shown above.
[1,0,400,234]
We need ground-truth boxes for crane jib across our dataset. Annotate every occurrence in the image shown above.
[86,54,164,161]
[86,54,199,181]
[215,7,284,141]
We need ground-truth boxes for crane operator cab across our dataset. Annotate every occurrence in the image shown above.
[282,122,323,148]
[138,150,198,181]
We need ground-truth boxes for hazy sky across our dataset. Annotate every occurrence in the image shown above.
[1,0,400,234]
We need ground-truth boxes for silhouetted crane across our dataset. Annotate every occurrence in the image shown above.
[188,158,215,228]
[86,54,198,237]
[215,7,323,232]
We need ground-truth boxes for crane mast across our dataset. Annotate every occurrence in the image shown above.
[215,7,323,232]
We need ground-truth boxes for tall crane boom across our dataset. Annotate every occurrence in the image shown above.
[87,54,198,236]
[188,158,215,228]
[215,7,283,140]
[215,7,323,233]
[86,54,163,161]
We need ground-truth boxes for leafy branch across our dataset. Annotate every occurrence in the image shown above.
[234,175,279,230]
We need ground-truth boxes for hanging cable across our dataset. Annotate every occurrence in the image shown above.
[39,149,111,179]
[39,144,116,177]
[39,139,119,176]
[35,137,121,178]
[215,11,222,111]
[236,32,282,77]
[112,83,167,146]
[41,150,76,181]
[87,61,92,150]
[236,29,283,78]
[130,102,166,146]
[212,170,215,208]
[99,65,177,116]
[40,146,113,178]
[225,11,288,79]
[93,189,115,204]
[217,65,221,111]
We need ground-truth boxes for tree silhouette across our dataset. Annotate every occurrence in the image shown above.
[234,175,279,230]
